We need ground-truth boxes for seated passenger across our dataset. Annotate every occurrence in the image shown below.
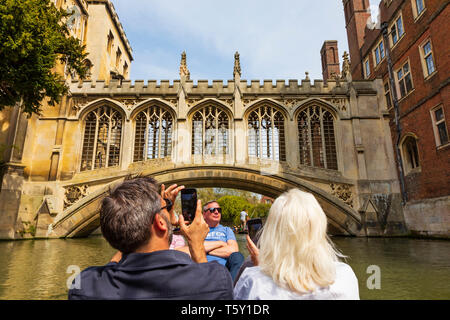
[177,200,244,281]
[234,189,360,300]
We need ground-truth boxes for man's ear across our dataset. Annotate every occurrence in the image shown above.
[153,213,168,232]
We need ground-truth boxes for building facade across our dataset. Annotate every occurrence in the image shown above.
[342,0,449,237]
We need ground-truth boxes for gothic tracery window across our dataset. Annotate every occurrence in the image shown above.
[192,105,229,156]
[247,105,286,161]
[80,105,123,171]
[297,105,337,170]
[133,105,173,162]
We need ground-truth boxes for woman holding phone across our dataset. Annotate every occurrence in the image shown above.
[234,188,359,300]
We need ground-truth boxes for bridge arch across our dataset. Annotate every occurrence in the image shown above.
[49,165,363,238]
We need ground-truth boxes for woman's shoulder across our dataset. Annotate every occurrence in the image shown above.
[335,261,357,279]
[331,261,360,299]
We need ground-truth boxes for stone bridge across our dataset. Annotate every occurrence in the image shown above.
[48,164,364,238]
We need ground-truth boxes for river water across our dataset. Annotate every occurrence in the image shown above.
[0,235,449,300]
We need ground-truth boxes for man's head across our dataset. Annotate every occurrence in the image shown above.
[100,177,173,254]
[202,200,222,228]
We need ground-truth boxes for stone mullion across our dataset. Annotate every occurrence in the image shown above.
[105,114,112,167]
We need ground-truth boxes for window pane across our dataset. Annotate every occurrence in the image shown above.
[399,79,406,97]
[405,74,413,93]
[435,108,444,122]
[380,41,385,58]
[426,55,435,74]
[391,27,398,44]
[416,0,424,14]
[423,41,431,55]
[403,62,409,73]
[437,122,449,144]
[375,48,380,64]
[396,17,404,36]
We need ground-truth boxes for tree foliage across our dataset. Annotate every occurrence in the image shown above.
[0,0,88,115]
[217,195,253,225]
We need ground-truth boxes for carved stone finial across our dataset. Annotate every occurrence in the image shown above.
[180,51,190,80]
[341,51,351,80]
[234,51,241,78]
[305,71,310,81]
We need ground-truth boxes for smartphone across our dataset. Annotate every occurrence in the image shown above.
[247,218,263,244]
[180,188,197,222]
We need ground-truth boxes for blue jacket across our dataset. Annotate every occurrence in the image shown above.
[68,249,234,300]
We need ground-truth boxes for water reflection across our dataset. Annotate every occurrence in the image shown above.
[0,236,449,300]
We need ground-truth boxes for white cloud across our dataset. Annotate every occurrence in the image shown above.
[112,0,349,81]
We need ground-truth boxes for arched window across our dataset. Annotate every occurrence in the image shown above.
[247,105,286,161]
[192,105,229,155]
[297,105,337,170]
[401,135,420,174]
[133,105,173,162]
[80,105,123,171]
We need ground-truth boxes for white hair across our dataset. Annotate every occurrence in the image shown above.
[258,188,345,294]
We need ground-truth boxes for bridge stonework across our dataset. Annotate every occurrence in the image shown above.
[1,75,409,239]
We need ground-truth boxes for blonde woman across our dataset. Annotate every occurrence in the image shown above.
[234,189,359,300]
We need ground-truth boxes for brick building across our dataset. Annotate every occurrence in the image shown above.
[340,0,449,237]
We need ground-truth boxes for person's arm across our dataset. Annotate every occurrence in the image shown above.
[179,199,210,263]
[175,240,226,256]
[208,239,239,258]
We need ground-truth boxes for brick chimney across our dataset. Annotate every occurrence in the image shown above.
[321,41,340,82]
[342,0,371,79]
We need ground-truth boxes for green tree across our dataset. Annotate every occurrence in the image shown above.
[217,195,252,225]
[249,203,271,219]
[0,0,88,115]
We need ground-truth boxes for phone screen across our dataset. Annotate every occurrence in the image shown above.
[247,218,263,244]
[181,188,197,222]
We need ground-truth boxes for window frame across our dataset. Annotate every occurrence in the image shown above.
[383,80,393,110]
[419,39,437,79]
[395,60,414,100]
[411,0,426,21]
[296,105,338,171]
[373,38,386,68]
[389,12,405,49]
[430,105,449,148]
[79,105,124,172]
[247,105,286,162]
[363,57,371,79]
[400,134,421,175]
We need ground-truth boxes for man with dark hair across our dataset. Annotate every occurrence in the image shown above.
[176,200,244,281]
[68,177,234,300]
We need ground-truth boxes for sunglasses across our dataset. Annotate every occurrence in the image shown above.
[205,207,222,214]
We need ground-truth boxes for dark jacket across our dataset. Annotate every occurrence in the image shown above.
[68,249,234,300]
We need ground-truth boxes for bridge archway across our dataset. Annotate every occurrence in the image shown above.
[50,165,363,238]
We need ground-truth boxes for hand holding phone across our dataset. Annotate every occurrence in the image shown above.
[178,199,209,263]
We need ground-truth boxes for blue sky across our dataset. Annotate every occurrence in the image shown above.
[111,0,381,81]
